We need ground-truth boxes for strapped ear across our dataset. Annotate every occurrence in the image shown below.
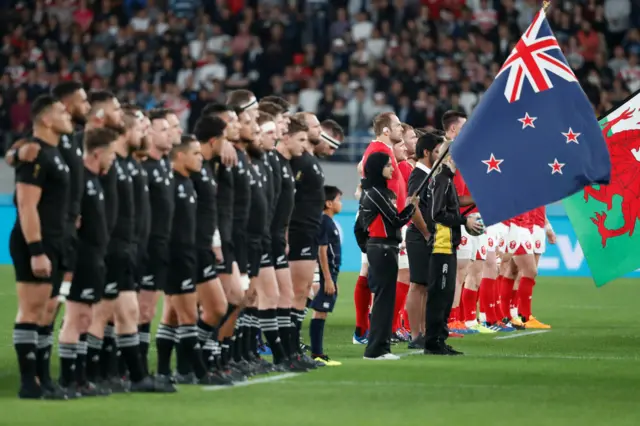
[95,108,105,119]
[383,127,390,134]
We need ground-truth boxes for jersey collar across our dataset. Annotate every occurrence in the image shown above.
[416,162,431,174]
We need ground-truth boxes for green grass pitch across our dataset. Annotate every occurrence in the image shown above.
[0,267,638,425]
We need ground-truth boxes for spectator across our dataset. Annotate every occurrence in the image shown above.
[348,86,375,136]
[10,88,30,139]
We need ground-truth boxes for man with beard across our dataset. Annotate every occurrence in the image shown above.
[85,92,166,392]
[10,95,74,399]
[57,127,118,397]
[353,112,407,344]
[287,111,325,368]
[7,82,91,393]
[405,131,444,348]
[191,115,235,385]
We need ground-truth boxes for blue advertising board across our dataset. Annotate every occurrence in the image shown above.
[0,196,638,279]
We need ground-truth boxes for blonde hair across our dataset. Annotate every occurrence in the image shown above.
[432,140,455,177]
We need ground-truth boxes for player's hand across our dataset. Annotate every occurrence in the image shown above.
[285,243,289,256]
[354,184,362,200]
[466,216,484,233]
[546,228,557,244]
[212,245,224,263]
[31,254,52,278]
[220,141,238,167]
[75,215,82,229]
[324,279,336,296]
[19,143,41,163]
[407,195,419,207]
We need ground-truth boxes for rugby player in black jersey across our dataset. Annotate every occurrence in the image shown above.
[191,115,235,385]
[271,116,314,368]
[57,127,118,398]
[288,112,326,365]
[10,95,73,399]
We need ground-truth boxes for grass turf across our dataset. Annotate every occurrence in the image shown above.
[0,268,638,425]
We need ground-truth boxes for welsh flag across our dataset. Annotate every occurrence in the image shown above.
[562,90,640,286]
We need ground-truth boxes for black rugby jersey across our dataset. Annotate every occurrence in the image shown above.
[14,138,70,242]
[192,162,218,250]
[232,148,251,233]
[270,151,295,236]
[78,168,109,255]
[130,157,151,247]
[110,154,135,243]
[247,157,268,237]
[289,151,325,234]
[100,164,119,236]
[59,131,84,224]
[171,173,198,247]
[143,157,174,245]
[213,156,234,243]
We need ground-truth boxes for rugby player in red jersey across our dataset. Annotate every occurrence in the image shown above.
[353,112,407,344]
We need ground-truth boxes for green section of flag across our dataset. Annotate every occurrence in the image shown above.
[562,93,640,286]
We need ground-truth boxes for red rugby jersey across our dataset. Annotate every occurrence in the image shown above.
[530,206,546,227]
[453,172,478,214]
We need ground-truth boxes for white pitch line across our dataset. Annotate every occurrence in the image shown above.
[398,350,422,358]
[494,330,550,340]
[202,373,299,391]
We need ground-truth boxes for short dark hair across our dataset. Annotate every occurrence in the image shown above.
[52,81,83,100]
[201,103,232,118]
[226,89,256,111]
[415,131,446,159]
[257,111,275,126]
[258,101,284,117]
[194,115,226,142]
[148,107,171,121]
[261,95,289,111]
[324,185,342,204]
[31,95,58,121]
[286,116,308,135]
[441,110,467,132]
[372,112,395,136]
[88,90,116,105]
[84,127,118,153]
[171,134,198,159]
[321,119,344,140]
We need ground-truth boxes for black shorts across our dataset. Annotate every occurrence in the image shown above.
[271,235,288,270]
[165,248,197,295]
[196,249,218,284]
[104,242,136,300]
[60,221,78,273]
[247,237,263,279]
[233,230,248,275]
[310,272,338,313]
[287,229,319,261]
[260,237,272,268]
[406,229,431,286]
[216,241,235,275]
[140,240,169,292]
[9,227,64,288]
[67,245,105,305]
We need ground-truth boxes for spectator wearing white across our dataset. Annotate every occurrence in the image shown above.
[604,0,631,35]
[371,93,394,117]
[351,12,374,42]
[366,28,387,60]
[472,0,498,34]
[189,31,208,61]
[130,8,151,33]
[206,25,231,55]
[347,86,375,136]
[608,46,629,76]
[195,53,227,92]
[619,53,640,93]
[299,78,323,115]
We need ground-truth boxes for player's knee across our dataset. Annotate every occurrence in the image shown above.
[312,310,327,320]
[115,300,139,326]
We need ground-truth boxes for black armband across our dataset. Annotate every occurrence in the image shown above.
[8,149,19,165]
[28,241,45,256]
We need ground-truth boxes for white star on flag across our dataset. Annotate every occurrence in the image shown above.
[518,112,537,129]
[562,128,580,144]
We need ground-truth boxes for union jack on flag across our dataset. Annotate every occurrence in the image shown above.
[496,9,578,103]
[449,7,610,226]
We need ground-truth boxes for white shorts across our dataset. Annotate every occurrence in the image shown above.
[532,225,546,254]
[476,224,499,260]
[361,252,368,265]
[506,224,534,255]
[496,223,509,252]
[457,225,480,260]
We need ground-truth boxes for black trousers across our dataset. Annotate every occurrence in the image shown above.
[425,253,457,347]
[364,242,399,358]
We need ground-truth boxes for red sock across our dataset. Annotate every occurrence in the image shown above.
[494,275,504,320]
[461,288,478,322]
[448,306,458,323]
[517,277,536,319]
[354,276,371,335]
[511,289,518,313]
[499,277,515,319]
[479,278,497,324]
[393,282,409,330]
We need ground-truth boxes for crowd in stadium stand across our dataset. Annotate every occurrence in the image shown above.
[1,0,639,155]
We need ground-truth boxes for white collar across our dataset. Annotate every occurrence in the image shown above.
[416,162,431,174]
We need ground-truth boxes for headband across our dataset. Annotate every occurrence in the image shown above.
[260,121,276,133]
[320,131,341,149]
[239,97,258,111]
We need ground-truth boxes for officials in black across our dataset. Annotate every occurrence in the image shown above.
[423,143,483,356]
[357,152,417,361]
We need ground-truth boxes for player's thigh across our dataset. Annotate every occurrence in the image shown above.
[310,275,338,314]
[289,260,316,294]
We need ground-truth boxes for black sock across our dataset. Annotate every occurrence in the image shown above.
[196,318,214,367]
[277,308,291,357]
[13,323,39,388]
[221,338,232,366]
[155,324,176,376]
[76,334,88,385]
[116,333,145,383]
[138,323,151,376]
[203,339,216,369]
[310,318,326,356]
[241,315,253,361]
[100,323,116,380]
[232,318,243,363]
[258,309,286,364]
[58,342,77,387]
[219,303,237,329]
[249,311,261,357]
[290,309,304,354]
[178,324,207,379]
[117,348,128,377]
[86,333,103,383]
[36,325,53,386]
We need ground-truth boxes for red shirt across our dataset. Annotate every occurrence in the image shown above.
[453,172,478,214]
[530,206,546,227]
[513,212,533,231]
[362,141,407,209]
[397,160,413,190]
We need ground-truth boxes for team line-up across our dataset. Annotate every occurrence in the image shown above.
[7,83,553,400]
